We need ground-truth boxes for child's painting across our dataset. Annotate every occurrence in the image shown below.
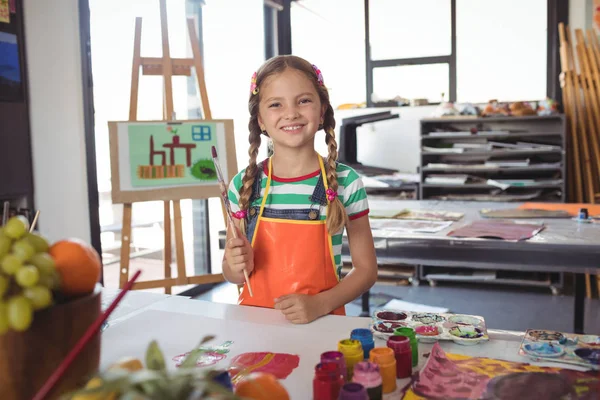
[0,31,23,101]
[108,120,236,203]
[402,343,599,399]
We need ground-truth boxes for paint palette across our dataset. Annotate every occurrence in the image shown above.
[370,310,489,345]
[519,329,600,369]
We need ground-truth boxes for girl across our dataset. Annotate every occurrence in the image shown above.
[223,55,377,324]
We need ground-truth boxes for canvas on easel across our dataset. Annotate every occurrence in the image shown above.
[107,0,236,293]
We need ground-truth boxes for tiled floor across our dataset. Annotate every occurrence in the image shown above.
[194,281,600,334]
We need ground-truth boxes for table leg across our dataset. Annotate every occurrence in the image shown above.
[360,290,370,317]
[574,273,585,334]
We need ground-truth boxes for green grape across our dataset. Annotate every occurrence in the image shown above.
[0,232,11,260]
[0,275,8,297]
[1,254,23,275]
[29,253,56,275]
[24,286,52,310]
[7,295,33,332]
[0,302,8,335]
[12,239,36,262]
[39,270,60,290]
[15,265,39,288]
[26,232,50,253]
[4,216,29,240]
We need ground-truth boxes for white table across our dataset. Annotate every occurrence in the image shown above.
[100,292,583,399]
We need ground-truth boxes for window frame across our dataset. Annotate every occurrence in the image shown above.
[364,0,569,107]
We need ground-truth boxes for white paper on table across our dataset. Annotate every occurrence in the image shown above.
[382,299,449,314]
[369,218,453,233]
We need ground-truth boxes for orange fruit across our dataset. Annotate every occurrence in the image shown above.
[234,372,290,400]
[49,238,101,296]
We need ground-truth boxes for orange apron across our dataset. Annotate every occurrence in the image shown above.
[238,155,345,316]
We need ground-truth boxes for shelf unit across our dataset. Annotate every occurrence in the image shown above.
[417,115,567,294]
[419,115,566,202]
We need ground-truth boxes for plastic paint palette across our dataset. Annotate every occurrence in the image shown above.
[519,329,600,369]
[370,310,489,345]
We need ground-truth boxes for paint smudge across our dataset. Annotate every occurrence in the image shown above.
[229,352,300,382]
[172,341,233,368]
[173,351,226,368]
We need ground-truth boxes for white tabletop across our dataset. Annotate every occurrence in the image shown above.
[99,292,585,399]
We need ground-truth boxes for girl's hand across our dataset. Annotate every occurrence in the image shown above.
[274,294,326,324]
[224,229,254,276]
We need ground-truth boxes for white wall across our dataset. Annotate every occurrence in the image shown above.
[23,0,91,243]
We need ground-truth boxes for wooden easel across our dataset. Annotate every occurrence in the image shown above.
[558,23,600,298]
[119,0,226,292]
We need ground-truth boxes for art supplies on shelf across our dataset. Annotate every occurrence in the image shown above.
[425,130,510,137]
[369,309,489,346]
[447,220,545,241]
[519,329,600,370]
[419,115,566,202]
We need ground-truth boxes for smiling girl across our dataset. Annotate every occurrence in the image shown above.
[222,55,377,324]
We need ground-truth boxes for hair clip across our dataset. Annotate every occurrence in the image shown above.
[250,72,259,95]
[326,188,337,202]
[232,210,248,219]
[312,64,324,86]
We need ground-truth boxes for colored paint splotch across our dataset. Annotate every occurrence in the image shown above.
[172,341,233,368]
[172,351,227,368]
[229,352,300,380]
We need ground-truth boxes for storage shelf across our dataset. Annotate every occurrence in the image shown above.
[418,114,566,290]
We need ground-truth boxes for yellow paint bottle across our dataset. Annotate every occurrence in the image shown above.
[338,339,364,380]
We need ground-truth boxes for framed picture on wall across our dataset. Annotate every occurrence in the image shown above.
[0,30,23,102]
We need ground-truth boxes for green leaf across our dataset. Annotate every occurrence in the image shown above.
[145,340,167,372]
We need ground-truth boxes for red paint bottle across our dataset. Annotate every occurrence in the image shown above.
[313,361,344,400]
[386,335,412,379]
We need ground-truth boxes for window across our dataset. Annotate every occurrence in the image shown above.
[456,0,547,103]
[89,0,265,289]
[366,0,555,105]
[291,0,366,108]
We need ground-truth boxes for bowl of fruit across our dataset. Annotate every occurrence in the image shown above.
[0,215,103,400]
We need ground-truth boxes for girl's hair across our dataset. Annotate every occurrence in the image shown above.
[238,55,348,235]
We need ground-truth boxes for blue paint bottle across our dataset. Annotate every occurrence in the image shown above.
[351,328,374,360]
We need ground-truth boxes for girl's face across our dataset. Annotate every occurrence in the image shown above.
[257,68,324,152]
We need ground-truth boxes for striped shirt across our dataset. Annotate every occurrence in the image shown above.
[228,158,369,277]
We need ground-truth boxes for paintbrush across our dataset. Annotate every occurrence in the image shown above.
[211,146,254,297]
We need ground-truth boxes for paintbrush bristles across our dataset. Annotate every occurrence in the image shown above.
[211,145,218,159]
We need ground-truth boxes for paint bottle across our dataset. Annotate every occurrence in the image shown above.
[579,208,589,220]
[338,339,363,380]
[350,328,374,360]
[368,348,396,394]
[321,351,348,382]
[386,335,412,379]
[313,361,344,400]
[394,327,419,367]
[352,361,383,400]
[338,382,368,400]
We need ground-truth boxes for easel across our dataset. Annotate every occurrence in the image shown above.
[558,23,600,298]
[119,0,227,293]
